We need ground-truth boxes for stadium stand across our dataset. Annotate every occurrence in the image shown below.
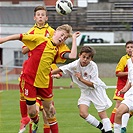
[0,1,133,31]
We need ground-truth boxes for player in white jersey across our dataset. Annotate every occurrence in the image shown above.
[114,55,133,133]
[52,46,113,133]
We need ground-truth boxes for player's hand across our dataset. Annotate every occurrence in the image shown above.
[51,74,61,79]
[72,31,80,39]
[75,72,82,81]
[119,86,128,95]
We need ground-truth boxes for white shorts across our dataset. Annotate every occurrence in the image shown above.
[121,86,133,111]
[78,87,112,112]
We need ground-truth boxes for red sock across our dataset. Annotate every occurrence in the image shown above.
[29,122,32,133]
[20,100,28,118]
[110,108,117,124]
[43,124,50,133]
[50,122,59,133]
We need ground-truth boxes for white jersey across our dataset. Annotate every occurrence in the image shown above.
[60,59,106,90]
[127,58,133,86]
[59,59,112,112]
[121,58,133,111]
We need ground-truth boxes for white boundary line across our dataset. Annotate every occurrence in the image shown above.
[107,86,116,89]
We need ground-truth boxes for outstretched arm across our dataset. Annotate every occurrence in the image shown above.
[0,34,20,44]
[68,31,80,59]
[51,68,62,75]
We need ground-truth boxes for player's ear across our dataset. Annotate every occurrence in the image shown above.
[46,16,48,21]
[78,53,81,58]
[53,31,56,35]
[33,16,36,21]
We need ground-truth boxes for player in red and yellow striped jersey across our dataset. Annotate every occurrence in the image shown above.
[18,6,76,133]
[31,63,62,133]
[18,6,55,133]
[110,41,133,128]
[0,24,80,133]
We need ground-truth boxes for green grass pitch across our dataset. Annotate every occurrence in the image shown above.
[0,78,133,133]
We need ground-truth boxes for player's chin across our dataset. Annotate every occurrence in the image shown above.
[81,63,87,67]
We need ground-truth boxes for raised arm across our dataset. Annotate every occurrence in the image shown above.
[0,34,20,44]
[68,31,80,59]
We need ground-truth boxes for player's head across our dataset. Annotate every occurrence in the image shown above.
[79,46,96,67]
[125,40,133,56]
[53,24,72,45]
[34,6,48,26]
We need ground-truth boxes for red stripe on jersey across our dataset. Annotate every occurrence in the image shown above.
[45,30,49,37]
[20,34,23,40]
[29,30,34,34]
[23,41,47,85]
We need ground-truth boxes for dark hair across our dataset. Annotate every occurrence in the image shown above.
[34,6,47,16]
[79,46,96,58]
[125,40,133,47]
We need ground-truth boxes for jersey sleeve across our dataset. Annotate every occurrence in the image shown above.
[54,43,71,63]
[127,59,133,84]
[20,33,45,50]
[51,63,58,70]
[116,56,127,74]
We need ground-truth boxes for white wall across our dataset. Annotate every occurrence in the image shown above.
[77,0,98,7]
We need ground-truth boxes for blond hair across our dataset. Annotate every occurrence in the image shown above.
[56,24,72,37]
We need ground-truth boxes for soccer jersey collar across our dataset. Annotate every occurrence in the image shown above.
[34,23,49,29]
[126,54,131,59]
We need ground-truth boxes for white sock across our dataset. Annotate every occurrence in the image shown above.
[85,114,99,127]
[102,118,112,132]
[121,113,130,128]
[114,123,121,133]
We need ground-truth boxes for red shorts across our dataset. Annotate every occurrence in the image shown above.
[19,76,53,101]
[113,88,124,100]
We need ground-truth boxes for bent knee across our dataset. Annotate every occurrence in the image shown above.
[79,112,88,119]
[115,109,123,118]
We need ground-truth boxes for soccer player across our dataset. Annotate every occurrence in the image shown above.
[110,41,133,128]
[114,53,133,133]
[51,46,113,133]
[19,6,77,133]
[30,64,62,133]
[18,6,64,133]
[0,24,80,133]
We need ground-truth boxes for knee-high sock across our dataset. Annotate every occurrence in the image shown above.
[114,123,121,133]
[85,114,102,129]
[20,100,28,118]
[102,118,112,132]
[48,117,59,133]
[110,108,117,124]
[43,124,50,133]
[121,113,130,128]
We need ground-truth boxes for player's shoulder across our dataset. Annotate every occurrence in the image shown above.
[121,54,130,59]
[46,23,55,30]
[69,59,79,66]
[27,26,35,33]
[90,60,97,66]
[118,54,130,63]
[89,61,98,70]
